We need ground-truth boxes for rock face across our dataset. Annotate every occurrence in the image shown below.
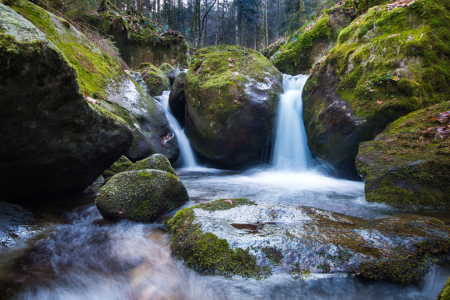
[97,72,179,163]
[0,201,43,249]
[356,102,450,207]
[84,2,189,69]
[103,156,133,183]
[128,154,177,176]
[303,0,450,172]
[185,45,283,166]
[140,63,171,97]
[169,199,450,284]
[169,70,187,126]
[0,2,134,202]
[159,62,178,85]
[96,170,189,222]
[271,2,355,75]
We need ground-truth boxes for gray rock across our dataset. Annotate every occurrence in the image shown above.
[168,70,187,126]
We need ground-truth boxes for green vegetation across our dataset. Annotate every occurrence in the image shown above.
[128,154,177,176]
[139,63,170,96]
[168,199,269,278]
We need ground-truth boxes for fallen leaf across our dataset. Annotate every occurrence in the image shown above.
[224,199,233,205]
[377,100,383,105]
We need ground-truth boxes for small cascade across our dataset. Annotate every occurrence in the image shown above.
[271,74,312,171]
[157,91,200,169]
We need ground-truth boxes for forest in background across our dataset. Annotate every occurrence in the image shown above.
[37,0,339,50]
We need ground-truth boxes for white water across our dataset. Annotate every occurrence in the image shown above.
[157,91,216,172]
[271,74,312,171]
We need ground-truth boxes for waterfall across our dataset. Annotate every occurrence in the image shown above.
[271,74,312,171]
[157,91,200,169]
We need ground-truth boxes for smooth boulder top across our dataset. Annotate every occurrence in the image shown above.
[184,45,283,166]
[169,199,450,283]
[139,63,171,97]
[96,169,189,222]
[128,154,177,176]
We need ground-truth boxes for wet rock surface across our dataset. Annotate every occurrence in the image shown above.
[185,45,283,166]
[0,3,133,202]
[169,70,187,126]
[102,156,134,183]
[98,73,179,163]
[139,63,171,97]
[169,199,450,282]
[0,201,43,250]
[96,170,189,222]
[356,101,450,207]
[128,154,177,176]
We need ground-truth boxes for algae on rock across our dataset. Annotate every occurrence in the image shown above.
[185,45,283,166]
[303,0,450,172]
[356,101,450,207]
[139,63,171,97]
[128,154,177,176]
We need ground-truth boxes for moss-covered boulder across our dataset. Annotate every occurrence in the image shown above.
[303,0,450,172]
[128,154,177,176]
[185,45,283,166]
[356,102,450,206]
[168,70,187,126]
[96,169,189,222]
[271,2,355,75]
[139,63,170,97]
[169,199,450,283]
[102,156,133,183]
[159,62,177,85]
[96,72,179,162]
[0,1,134,202]
[438,276,450,300]
[78,1,189,69]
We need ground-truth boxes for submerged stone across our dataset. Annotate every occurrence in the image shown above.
[96,170,189,222]
[356,101,450,207]
[169,199,450,283]
[185,45,283,166]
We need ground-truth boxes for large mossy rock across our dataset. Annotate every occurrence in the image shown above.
[102,156,133,183]
[0,1,134,202]
[96,170,189,222]
[77,2,189,69]
[356,102,450,207]
[438,276,450,300]
[169,70,187,126]
[128,154,177,176]
[271,2,355,75]
[303,0,450,172]
[139,63,171,97]
[185,45,283,166]
[168,199,450,283]
[96,71,179,163]
[159,62,178,85]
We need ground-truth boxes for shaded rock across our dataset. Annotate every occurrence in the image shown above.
[0,2,133,202]
[103,156,133,183]
[96,170,189,222]
[128,154,177,176]
[168,70,187,126]
[303,0,450,172]
[0,201,43,249]
[271,2,354,75]
[356,101,450,207]
[139,63,171,97]
[159,62,178,85]
[185,45,283,166]
[97,72,180,163]
[169,199,450,283]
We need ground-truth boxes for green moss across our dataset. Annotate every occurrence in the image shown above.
[128,154,177,176]
[10,0,120,99]
[261,246,283,265]
[438,276,450,300]
[140,63,170,96]
[167,199,268,278]
[159,62,175,73]
[357,239,450,286]
[198,198,256,212]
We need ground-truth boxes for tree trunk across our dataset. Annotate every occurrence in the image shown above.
[215,0,219,45]
[235,3,238,45]
[265,0,268,47]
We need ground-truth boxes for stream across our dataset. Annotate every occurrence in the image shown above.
[1,75,450,299]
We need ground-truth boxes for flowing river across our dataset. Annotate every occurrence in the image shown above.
[1,75,450,299]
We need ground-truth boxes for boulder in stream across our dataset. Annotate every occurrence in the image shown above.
[139,63,171,97]
[356,101,450,207]
[96,170,189,222]
[159,62,178,85]
[169,70,187,126]
[0,1,134,202]
[168,199,450,284]
[128,154,177,176]
[302,0,450,173]
[102,156,134,183]
[185,45,283,166]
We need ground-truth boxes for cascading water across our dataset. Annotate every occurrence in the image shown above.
[157,91,200,169]
[271,74,312,171]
